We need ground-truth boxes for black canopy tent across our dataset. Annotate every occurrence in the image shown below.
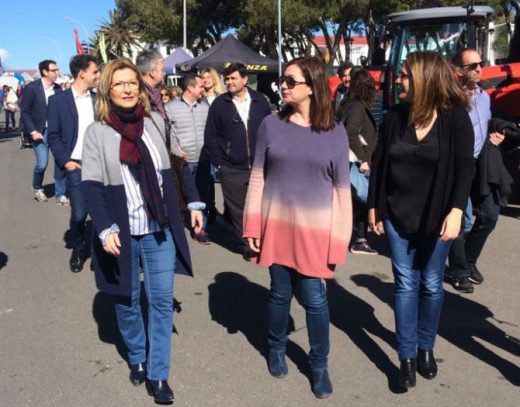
[176,35,280,74]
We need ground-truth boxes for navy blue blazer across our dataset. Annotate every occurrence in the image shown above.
[47,88,96,168]
[204,88,271,170]
[20,79,62,134]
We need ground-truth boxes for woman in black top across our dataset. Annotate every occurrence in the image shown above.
[368,52,474,389]
[338,68,378,254]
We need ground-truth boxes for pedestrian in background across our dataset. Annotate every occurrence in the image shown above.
[243,56,352,398]
[160,85,172,105]
[165,73,211,244]
[3,85,18,130]
[47,54,100,273]
[20,59,68,204]
[337,68,378,255]
[201,67,225,105]
[81,58,203,404]
[368,51,474,389]
[204,62,271,259]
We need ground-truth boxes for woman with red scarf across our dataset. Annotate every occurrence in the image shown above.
[82,59,203,404]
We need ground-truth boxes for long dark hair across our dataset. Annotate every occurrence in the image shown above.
[279,56,336,132]
[347,68,375,108]
[405,51,470,127]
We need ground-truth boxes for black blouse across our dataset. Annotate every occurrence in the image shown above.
[386,121,439,233]
[368,104,475,235]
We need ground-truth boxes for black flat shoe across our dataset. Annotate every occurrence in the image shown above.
[146,380,174,404]
[69,246,85,273]
[129,362,146,386]
[399,358,416,388]
[417,349,438,379]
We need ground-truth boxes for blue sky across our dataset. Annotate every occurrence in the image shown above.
[0,0,115,73]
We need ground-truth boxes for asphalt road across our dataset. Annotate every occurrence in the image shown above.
[0,127,519,407]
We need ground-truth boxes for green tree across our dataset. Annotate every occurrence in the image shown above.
[92,9,142,62]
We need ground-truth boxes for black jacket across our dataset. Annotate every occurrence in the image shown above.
[338,100,378,165]
[204,88,271,170]
[20,79,61,134]
[368,104,475,233]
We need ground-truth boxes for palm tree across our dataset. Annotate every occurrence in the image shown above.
[91,9,142,63]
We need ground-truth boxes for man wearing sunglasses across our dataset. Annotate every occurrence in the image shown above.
[445,48,506,293]
[204,63,271,259]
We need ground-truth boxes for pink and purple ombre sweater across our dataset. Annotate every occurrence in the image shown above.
[243,114,352,279]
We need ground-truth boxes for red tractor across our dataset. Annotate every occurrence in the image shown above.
[374,2,520,119]
[370,1,520,197]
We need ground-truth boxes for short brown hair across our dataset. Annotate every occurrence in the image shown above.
[405,51,470,127]
[279,56,335,132]
[95,58,151,123]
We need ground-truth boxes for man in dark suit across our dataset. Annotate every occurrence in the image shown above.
[48,54,99,273]
[20,60,67,204]
[204,63,271,258]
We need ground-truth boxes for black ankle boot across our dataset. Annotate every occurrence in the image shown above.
[129,362,146,386]
[399,358,416,388]
[417,349,438,379]
[146,380,174,404]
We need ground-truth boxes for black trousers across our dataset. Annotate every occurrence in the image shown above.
[219,165,250,244]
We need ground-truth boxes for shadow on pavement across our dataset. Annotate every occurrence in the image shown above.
[352,273,520,386]
[208,272,309,380]
[0,252,7,269]
[92,291,128,362]
[206,218,243,254]
[328,278,403,393]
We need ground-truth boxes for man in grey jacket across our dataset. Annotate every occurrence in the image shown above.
[165,73,211,244]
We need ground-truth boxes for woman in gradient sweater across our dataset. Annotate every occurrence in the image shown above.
[243,56,352,399]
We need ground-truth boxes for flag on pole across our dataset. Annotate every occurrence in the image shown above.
[74,28,84,55]
[99,32,108,63]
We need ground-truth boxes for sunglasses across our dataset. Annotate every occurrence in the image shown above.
[279,75,307,89]
[161,92,170,97]
[462,61,483,70]
[396,71,411,80]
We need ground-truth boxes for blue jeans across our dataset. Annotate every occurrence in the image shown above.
[114,228,175,380]
[268,264,330,370]
[384,220,451,361]
[5,110,15,128]
[31,130,66,197]
[32,132,49,191]
[67,169,87,249]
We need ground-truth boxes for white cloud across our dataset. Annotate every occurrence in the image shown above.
[0,49,9,62]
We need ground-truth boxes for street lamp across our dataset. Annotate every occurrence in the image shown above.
[183,0,187,49]
[278,0,282,77]
[41,36,63,69]
[65,16,90,52]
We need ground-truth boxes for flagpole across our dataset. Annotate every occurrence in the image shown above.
[65,16,90,52]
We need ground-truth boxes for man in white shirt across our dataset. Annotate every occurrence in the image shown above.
[204,63,271,258]
[48,54,100,273]
[20,60,66,203]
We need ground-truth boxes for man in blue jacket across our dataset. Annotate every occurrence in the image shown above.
[21,60,66,204]
[204,63,271,257]
[48,54,100,273]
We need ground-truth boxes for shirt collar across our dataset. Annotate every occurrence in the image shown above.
[232,88,250,103]
[181,95,198,108]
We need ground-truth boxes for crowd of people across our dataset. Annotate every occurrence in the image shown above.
[14,45,516,403]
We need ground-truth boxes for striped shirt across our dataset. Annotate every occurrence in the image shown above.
[120,130,165,236]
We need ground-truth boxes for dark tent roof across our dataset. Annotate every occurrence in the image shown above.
[177,35,280,73]
[164,48,193,75]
